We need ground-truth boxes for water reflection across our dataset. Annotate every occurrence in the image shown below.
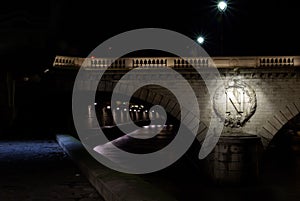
[94,124,176,154]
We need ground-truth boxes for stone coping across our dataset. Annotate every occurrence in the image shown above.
[56,134,177,201]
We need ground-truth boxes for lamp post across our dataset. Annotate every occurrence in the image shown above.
[217,1,227,55]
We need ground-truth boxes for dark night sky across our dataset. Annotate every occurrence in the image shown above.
[1,0,300,71]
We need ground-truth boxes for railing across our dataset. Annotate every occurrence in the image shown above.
[53,56,85,67]
[53,55,300,69]
[259,57,294,66]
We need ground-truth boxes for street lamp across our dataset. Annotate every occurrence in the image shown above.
[217,1,227,55]
[217,1,227,12]
[197,36,205,45]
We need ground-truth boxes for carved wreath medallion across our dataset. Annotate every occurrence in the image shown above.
[213,79,257,128]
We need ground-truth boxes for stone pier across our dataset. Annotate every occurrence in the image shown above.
[206,134,262,185]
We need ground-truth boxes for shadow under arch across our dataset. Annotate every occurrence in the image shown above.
[91,81,209,166]
[260,112,300,185]
[94,80,209,142]
[259,100,300,148]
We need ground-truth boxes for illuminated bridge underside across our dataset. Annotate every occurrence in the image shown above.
[53,55,300,147]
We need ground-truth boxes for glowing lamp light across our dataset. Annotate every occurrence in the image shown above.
[197,36,205,45]
[217,1,227,12]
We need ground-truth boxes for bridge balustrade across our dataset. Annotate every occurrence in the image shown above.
[53,55,300,69]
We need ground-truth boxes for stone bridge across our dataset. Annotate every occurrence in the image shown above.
[49,55,300,184]
[52,55,300,149]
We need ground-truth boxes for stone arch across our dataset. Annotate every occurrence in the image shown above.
[96,80,208,142]
[259,100,300,147]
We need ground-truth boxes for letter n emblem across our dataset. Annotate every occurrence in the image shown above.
[225,87,244,114]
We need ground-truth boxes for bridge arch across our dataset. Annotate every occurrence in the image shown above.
[259,99,300,147]
[94,80,208,142]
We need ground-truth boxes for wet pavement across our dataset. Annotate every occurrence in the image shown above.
[0,140,104,201]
